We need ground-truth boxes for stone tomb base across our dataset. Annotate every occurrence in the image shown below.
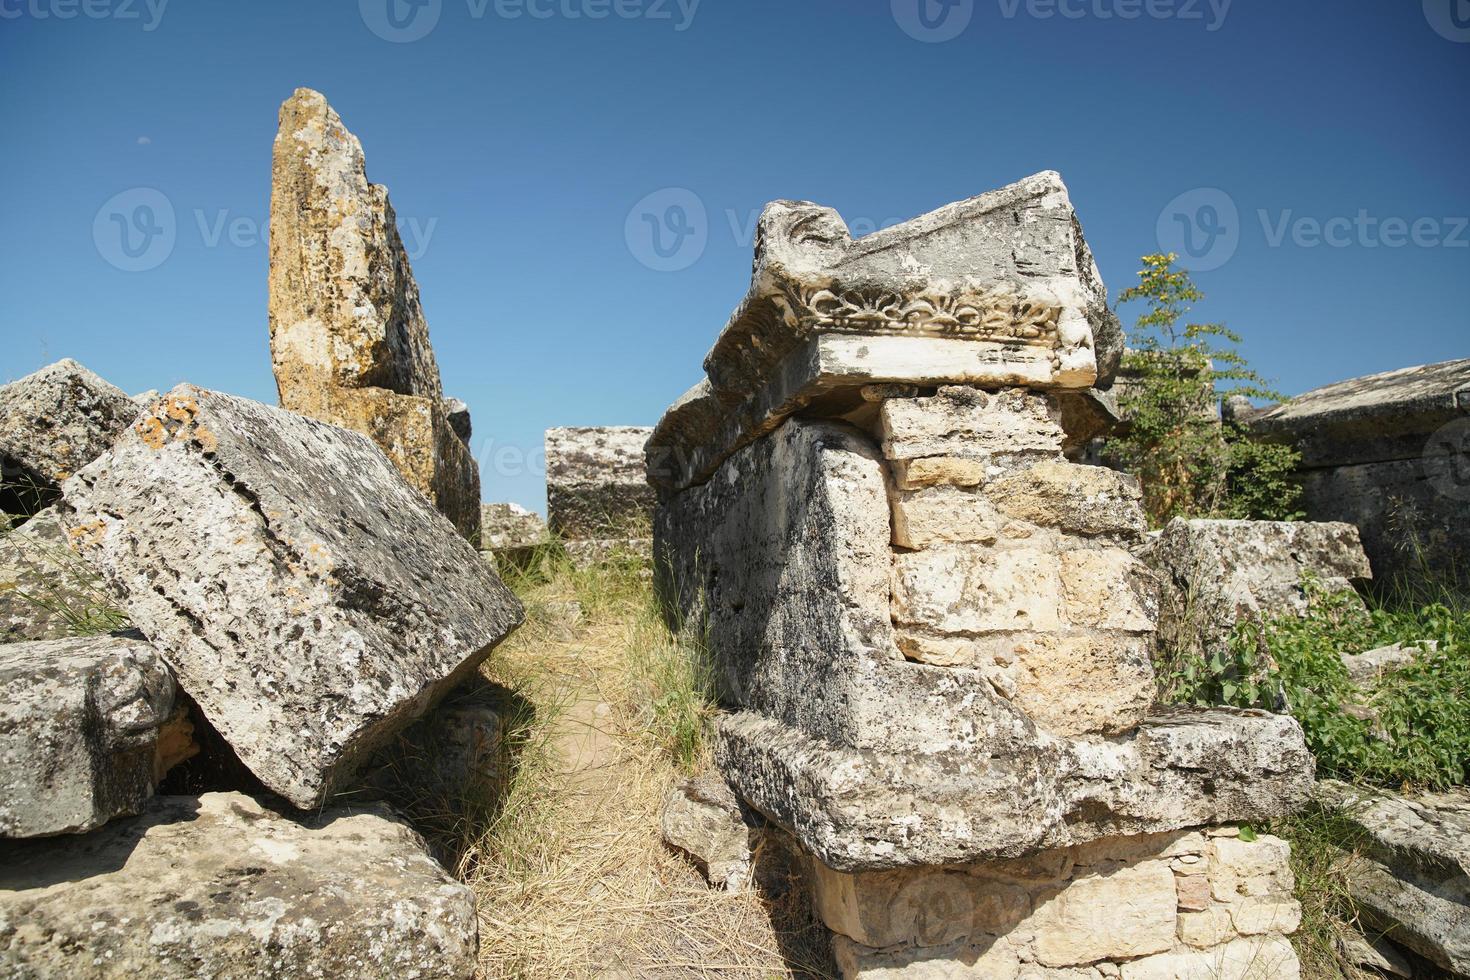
[812,827,1301,980]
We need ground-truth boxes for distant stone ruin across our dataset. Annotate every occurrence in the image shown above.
[650,173,1316,977]
[268,88,481,541]
[546,426,655,565]
[1249,358,1470,593]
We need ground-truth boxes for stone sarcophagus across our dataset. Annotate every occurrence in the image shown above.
[649,174,1315,977]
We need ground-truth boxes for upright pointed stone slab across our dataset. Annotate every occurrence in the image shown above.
[268,88,480,540]
[59,386,523,809]
[646,172,1123,491]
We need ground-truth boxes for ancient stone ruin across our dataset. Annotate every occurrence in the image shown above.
[269,88,482,541]
[1248,358,1470,594]
[547,425,655,564]
[650,173,1317,977]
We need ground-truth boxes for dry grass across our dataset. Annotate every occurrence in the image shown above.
[462,544,835,979]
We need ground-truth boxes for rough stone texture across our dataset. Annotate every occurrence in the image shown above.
[661,773,759,890]
[0,360,138,515]
[1319,780,1470,976]
[546,427,655,539]
[59,385,523,809]
[444,396,472,443]
[1249,358,1470,591]
[1140,519,1372,664]
[0,506,112,643]
[1341,640,1433,688]
[645,172,1123,491]
[480,502,547,560]
[268,88,479,540]
[0,635,190,838]
[658,418,1313,871]
[817,828,1300,979]
[0,792,479,978]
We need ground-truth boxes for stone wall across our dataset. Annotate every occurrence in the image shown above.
[1249,358,1470,593]
[650,174,1314,975]
[546,426,654,565]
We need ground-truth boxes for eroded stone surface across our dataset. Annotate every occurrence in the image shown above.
[480,502,547,559]
[0,635,186,838]
[646,173,1122,491]
[0,360,137,515]
[268,88,479,540]
[1140,519,1371,663]
[546,426,655,541]
[0,792,479,978]
[59,385,523,809]
[1,507,114,643]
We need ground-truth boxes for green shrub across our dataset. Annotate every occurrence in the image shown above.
[1168,579,1470,790]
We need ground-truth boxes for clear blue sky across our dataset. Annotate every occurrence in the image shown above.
[2,0,1467,513]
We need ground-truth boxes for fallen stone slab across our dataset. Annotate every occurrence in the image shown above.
[1341,640,1435,688]
[1,506,126,643]
[1319,780,1470,976]
[268,88,480,540]
[645,172,1123,491]
[0,792,479,979]
[0,359,138,516]
[0,634,192,838]
[1140,519,1372,664]
[59,385,523,809]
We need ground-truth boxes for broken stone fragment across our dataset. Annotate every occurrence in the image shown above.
[480,502,548,562]
[268,88,479,540]
[0,634,192,838]
[59,385,523,809]
[0,792,479,979]
[444,396,472,443]
[1140,518,1372,664]
[1318,779,1470,976]
[645,172,1123,492]
[0,359,138,515]
[1340,640,1435,687]
[660,773,760,890]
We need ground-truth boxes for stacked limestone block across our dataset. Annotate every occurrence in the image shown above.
[546,426,655,566]
[269,88,481,541]
[650,173,1314,977]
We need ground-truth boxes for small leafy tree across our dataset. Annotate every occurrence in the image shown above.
[1105,254,1303,525]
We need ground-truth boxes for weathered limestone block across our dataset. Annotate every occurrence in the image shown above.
[658,418,1313,871]
[1,506,117,643]
[480,502,547,561]
[1140,519,1371,662]
[880,387,1068,465]
[0,792,479,978]
[0,360,137,515]
[645,172,1124,491]
[59,386,523,809]
[546,426,655,545]
[1318,780,1470,976]
[814,829,1301,979]
[0,635,191,838]
[268,88,479,540]
[661,773,759,889]
[1249,358,1470,591]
